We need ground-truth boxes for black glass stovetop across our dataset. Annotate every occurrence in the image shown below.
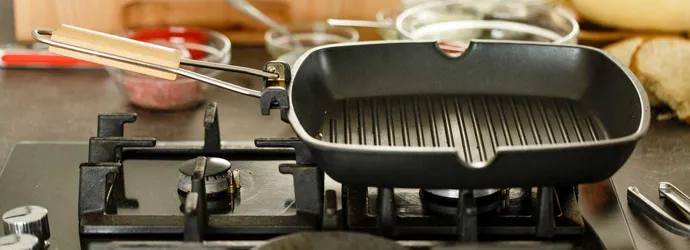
[0,141,636,249]
[0,142,302,248]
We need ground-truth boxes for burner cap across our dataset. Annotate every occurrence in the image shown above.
[420,189,503,216]
[178,157,232,195]
[253,232,406,250]
[179,157,231,177]
[423,189,500,199]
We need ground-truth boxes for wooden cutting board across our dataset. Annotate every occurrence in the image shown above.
[13,0,61,41]
[14,0,400,44]
[14,0,292,44]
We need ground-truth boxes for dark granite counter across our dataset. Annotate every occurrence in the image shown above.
[0,47,295,166]
[611,119,690,249]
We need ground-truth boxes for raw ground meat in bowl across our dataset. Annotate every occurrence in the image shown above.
[106,27,231,111]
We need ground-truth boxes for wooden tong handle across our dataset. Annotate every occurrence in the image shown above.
[47,24,182,80]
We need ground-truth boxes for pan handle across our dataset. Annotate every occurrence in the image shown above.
[31,27,289,100]
[627,184,690,237]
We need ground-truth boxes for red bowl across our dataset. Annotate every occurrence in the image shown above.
[126,27,209,60]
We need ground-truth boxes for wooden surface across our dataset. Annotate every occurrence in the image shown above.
[13,0,127,41]
[122,0,291,44]
[49,24,181,80]
[13,0,399,44]
[53,0,125,35]
[12,0,60,41]
[13,0,293,44]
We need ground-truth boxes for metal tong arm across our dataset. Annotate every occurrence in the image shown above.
[627,183,690,237]
[180,59,276,79]
[326,19,393,29]
[32,28,278,98]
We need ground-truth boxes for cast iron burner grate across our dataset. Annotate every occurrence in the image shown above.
[79,102,586,249]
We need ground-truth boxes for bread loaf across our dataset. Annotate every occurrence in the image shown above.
[630,38,690,123]
[571,0,690,32]
[603,37,662,106]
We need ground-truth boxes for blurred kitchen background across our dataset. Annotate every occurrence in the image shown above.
[0,0,688,163]
[8,0,687,46]
[9,0,400,44]
[0,1,13,43]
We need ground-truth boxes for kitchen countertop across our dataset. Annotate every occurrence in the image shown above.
[1,47,690,249]
[0,47,295,166]
[611,120,690,249]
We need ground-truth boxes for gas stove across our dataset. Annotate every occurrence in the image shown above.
[0,102,635,249]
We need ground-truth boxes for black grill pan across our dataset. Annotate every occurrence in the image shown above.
[287,40,649,189]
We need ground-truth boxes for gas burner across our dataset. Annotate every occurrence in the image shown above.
[423,189,502,199]
[177,157,232,196]
[177,193,233,214]
[36,103,606,249]
[420,189,503,216]
[254,232,406,250]
[177,157,240,214]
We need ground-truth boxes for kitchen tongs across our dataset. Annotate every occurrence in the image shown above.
[628,182,690,237]
[32,25,289,99]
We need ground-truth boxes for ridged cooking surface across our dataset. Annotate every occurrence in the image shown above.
[320,95,606,163]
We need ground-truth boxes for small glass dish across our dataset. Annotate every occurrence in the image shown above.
[396,0,579,45]
[376,7,402,40]
[265,22,359,63]
[377,4,485,41]
[106,27,231,111]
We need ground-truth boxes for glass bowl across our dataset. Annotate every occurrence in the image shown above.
[376,7,402,40]
[265,22,359,62]
[378,3,485,41]
[376,0,564,41]
[401,0,562,8]
[106,27,231,111]
[396,0,579,45]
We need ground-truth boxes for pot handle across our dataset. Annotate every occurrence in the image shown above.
[627,183,690,237]
[31,25,288,99]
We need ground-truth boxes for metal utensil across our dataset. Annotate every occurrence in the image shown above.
[226,0,302,49]
[33,27,275,98]
[327,19,393,29]
[627,182,690,236]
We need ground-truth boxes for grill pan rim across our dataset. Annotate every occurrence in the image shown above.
[286,40,650,159]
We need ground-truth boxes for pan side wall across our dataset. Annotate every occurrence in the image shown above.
[310,139,638,188]
[291,42,643,140]
[577,51,645,139]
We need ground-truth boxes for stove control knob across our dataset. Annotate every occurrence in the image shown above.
[2,206,50,248]
[0,234,39,250]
